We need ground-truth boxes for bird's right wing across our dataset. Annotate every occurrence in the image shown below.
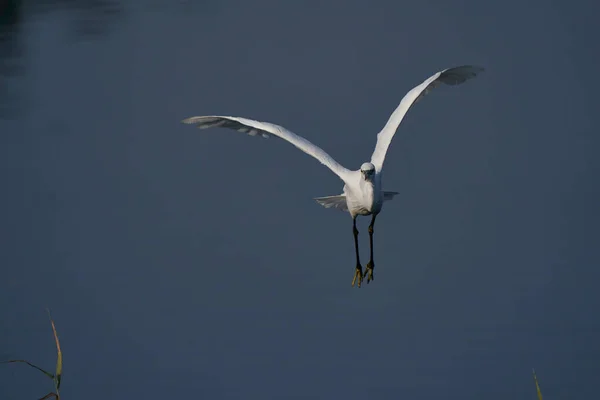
[182,116,352,181]
[370,65,484,172]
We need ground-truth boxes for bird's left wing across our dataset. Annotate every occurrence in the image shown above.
[182,116,352,181]
[370,65,484,172]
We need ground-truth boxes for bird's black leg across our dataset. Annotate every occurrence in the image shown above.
[365,214,377,283]
[351,217,363,288]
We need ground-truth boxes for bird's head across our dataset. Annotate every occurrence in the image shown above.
[360,162,375,181]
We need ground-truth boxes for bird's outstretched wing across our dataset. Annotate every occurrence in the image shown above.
[182,116,352,181]
[370,65,484,171]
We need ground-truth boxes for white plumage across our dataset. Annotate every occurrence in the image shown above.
[182,65,484,287]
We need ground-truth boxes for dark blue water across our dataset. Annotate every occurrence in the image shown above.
[1,1,599,399]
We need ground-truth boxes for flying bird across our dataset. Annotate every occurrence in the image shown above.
[182,65,484,288]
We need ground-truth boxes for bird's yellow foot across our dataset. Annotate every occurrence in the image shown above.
[351,265,364,288]
[365,261,374,283]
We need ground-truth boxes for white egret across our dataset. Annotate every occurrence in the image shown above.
[182,65,484,287]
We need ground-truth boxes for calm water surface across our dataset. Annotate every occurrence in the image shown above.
[1,1,599,399]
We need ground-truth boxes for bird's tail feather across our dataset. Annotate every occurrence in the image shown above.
[314,195,348,212]
[314,191,399,212]
[383,191,399,201]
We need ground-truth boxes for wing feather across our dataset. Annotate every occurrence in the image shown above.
[313,195,348,212]
[182,116,351,181]
[370,65,484,171]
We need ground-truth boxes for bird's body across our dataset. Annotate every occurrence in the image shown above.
[183,65,484,287]
[345,173,382,217]
[338,165,384,217]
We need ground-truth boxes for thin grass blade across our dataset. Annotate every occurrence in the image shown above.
[38,392,58,400]
[47,309,62,390]
[0,359,55,379]
[532,368,543,400]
